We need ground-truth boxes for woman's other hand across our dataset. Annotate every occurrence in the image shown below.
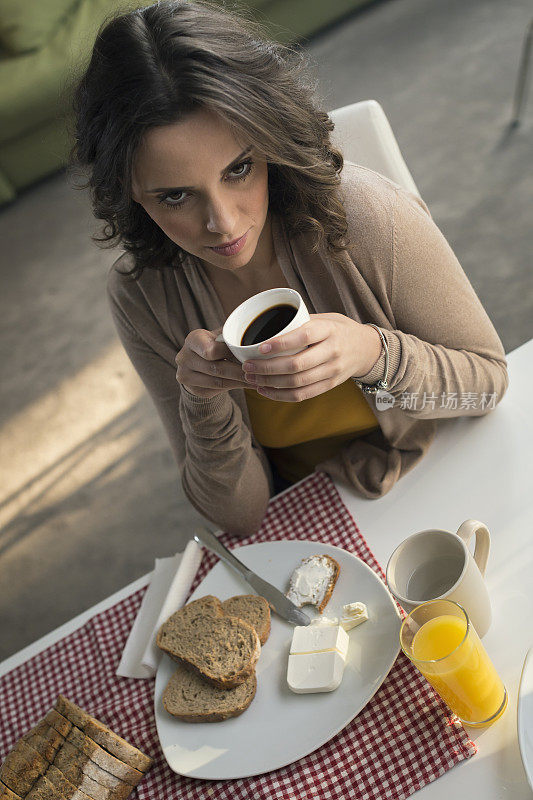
[175,328,249,398]
[241,313,382,402]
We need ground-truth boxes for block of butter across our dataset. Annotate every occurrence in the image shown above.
[287,623,349,693]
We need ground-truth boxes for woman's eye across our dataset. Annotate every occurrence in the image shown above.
[157,159,254,210]
[228,159,254,180]
[159,191,186,208]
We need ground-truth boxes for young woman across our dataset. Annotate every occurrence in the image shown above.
[70,0,508,536]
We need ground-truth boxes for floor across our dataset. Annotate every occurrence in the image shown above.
[1,0,532,660]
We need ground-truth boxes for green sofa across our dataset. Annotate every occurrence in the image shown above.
[0,0,374,206]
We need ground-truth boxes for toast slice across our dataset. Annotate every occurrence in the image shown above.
[162,663,257,722]
[54,698,152,773]
[221,595,271,645]
[156,597,261,689]
[286,554,340,613]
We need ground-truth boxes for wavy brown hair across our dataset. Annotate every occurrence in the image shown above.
[68,0,348,278]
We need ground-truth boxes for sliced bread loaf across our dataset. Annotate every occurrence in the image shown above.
[48,761,119,800]
[26,775,63,800]
[44,710,72,739]
[221,595,271,645]
[157,601,260,689]
[162,663,257,722]
[65,729,142,786]
[21,720,49,740]
[43,766,93,800]
[52,741,131,798]
[0,780,23,800]
[54,697,152,773]
[0,741,48,796]
[21,727,65,762]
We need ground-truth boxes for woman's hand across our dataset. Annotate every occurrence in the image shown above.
[175,328,249,398]
[241,313,382,402]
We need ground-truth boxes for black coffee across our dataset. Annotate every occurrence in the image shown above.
[240,304,297,347]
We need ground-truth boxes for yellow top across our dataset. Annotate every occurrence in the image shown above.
[245,379,380,484]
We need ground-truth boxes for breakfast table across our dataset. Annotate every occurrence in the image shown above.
[2,337,532,798]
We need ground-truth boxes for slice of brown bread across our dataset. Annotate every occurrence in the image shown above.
[21,720,49,740]
[65,730,142,787]
[44,766,93,800]
[0,769,34,800]
[44,710,72,739]
[26,775,63,800]
[54,698,152,773]
[21,728,65,763]
[48,762,121,800]
[52,742,130,797]
[0,741,48,796]
[221,595,271,645]
[0,780,23,800]
[173,595,225,620]
[156,595,225,630]
[286,554,341,613]
[81,722,150,776]
[162,663,257,722]
[157,599,260,689]
[0,759,34,797]
[317,555,340,613]
[52,742,93,788]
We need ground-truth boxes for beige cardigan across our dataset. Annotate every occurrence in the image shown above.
[107,163,508,536]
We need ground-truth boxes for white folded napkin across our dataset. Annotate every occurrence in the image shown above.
[116,539,203,679]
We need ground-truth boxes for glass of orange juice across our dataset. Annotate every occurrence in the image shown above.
[400,599,507,727]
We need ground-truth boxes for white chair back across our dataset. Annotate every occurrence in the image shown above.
[329,100,421,199]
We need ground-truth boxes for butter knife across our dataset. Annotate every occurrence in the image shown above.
[193,527,311,626]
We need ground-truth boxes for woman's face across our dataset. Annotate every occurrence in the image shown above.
[131,108,271,272]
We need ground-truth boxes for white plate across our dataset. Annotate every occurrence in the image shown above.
[518,645,533,792]
[154,539,402,780]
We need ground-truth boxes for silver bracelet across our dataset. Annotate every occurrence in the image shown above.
[353,323,389,395]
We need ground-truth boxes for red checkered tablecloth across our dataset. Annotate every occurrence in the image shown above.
[1,471,477,799]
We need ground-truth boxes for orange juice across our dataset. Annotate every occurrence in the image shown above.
[411,614,507,725]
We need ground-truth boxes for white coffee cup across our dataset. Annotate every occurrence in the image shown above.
[216,287,310,363]
[385,519,492,637]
